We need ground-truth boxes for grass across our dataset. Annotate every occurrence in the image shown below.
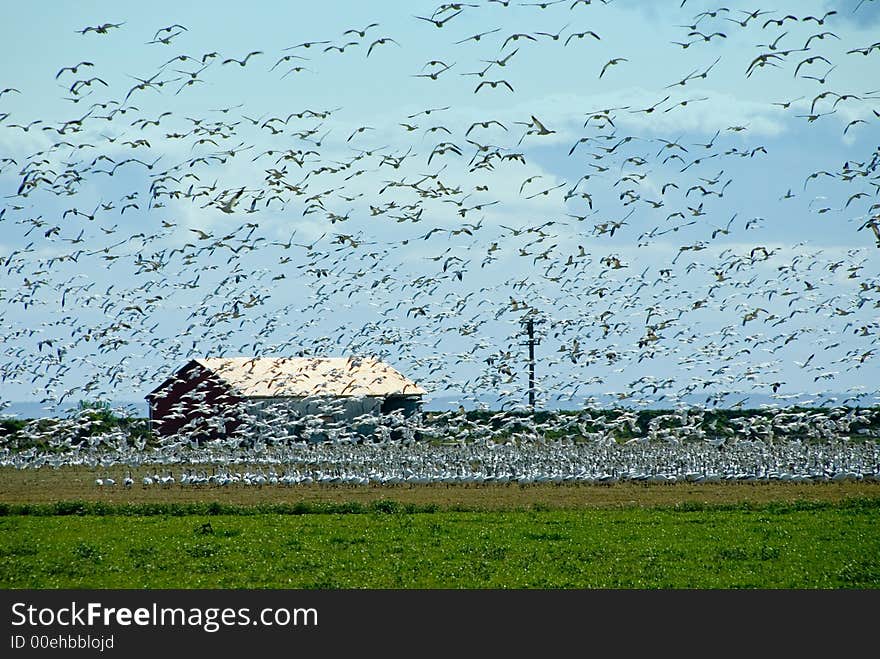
[2,466,878,589]
[1,497,878,589]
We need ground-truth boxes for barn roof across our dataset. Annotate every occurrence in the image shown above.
[187,356,426,398]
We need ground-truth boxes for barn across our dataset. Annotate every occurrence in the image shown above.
[145,356,426,443]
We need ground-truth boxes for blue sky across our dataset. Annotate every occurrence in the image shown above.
[1,0,879,415]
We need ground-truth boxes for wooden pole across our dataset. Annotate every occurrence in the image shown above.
[527,317,536,409]
[520,314,541,409]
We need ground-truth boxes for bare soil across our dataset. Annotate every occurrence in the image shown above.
[1,466,877,509]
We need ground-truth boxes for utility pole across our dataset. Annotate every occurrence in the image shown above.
[519,312,542,409]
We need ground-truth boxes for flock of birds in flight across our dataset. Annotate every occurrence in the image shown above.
[1,0,879,464]
[4,404,879,485]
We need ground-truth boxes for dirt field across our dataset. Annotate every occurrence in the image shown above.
[1,466,877,509]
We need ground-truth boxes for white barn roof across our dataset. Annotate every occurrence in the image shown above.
[193,356,426,398]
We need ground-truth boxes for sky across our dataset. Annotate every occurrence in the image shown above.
[1,0,879,417]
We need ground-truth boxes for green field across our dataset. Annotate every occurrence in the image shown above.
[3,466,878,589]
[2,498,878,588]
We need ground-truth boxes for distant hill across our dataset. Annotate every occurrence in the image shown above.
[422,392,858,411]
[1,391,867,420]
[1,401,148,420]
